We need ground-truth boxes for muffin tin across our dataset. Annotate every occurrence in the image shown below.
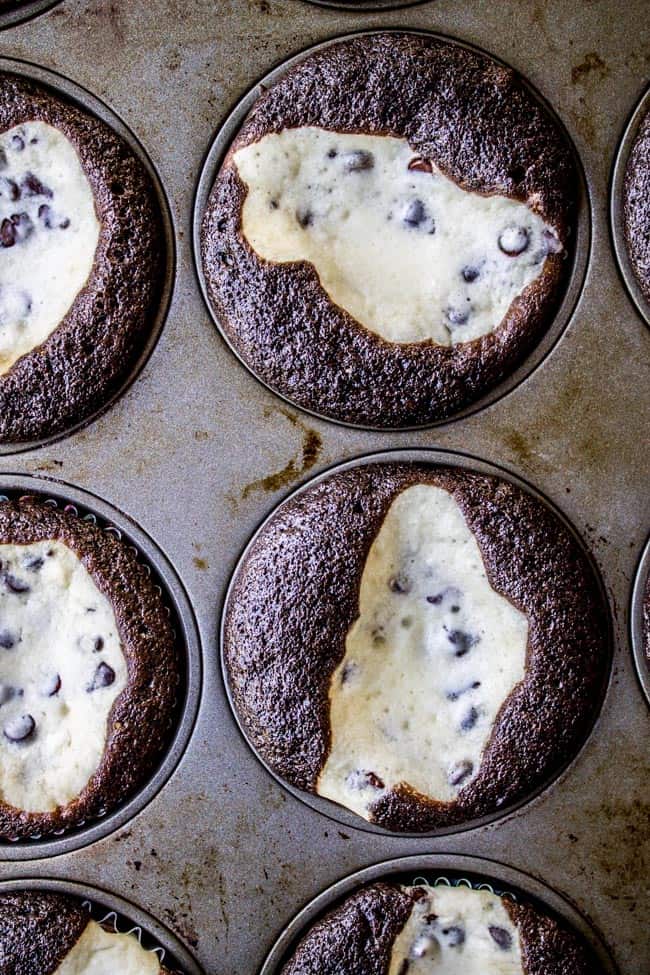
[0,0,62,31]
[0,1,648,973]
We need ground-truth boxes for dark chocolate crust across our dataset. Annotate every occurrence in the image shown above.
[224,462,609,832]
[0,73,165,444]
[279,882,600,975]
[624,104,650,304]
[0,498,180,840]
[202,33,578,428]
[0,891,88,975]
[643,567,650,663]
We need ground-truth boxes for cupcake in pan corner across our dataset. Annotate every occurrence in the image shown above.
[623,103,650,304]
[0,497,179,840]
[201,33,578,428]
[0,891,175,973]
[223,462,609,832]
[0,72,165,444]
[280,881,601,974]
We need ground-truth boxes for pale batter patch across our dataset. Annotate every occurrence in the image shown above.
[233,127,562,346]
[55,920,161,975]
[0,540,126,813]
[0,121,100,374]
[388,885,523,975]
[317,485,528,820]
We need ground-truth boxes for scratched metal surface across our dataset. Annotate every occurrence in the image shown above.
[0,1,648,974]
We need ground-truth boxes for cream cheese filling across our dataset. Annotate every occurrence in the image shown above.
[233,127,562,346]
[317,484,528,820]
[0,120,100,374]
[55,921,161,975]
[0,540,126,813]
[388,885,523,974]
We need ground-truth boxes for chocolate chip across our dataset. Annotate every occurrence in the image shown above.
[489,926,513,950]
[442,925,465,947]
[0,684,21,706]
[448,759,474,786]
[10,134,25,152]
[4,713,35,742]
[446,306,470,327]
[0,630,16,649]
[389,573,411,594]
[20,172,53,199]
[87,662,116,691]
[0,148,6,170]
[38,204,70,230]
[268,200,278,211]
[79,634,105,654]
[450,604,460,613]
[0,177,19,201]
[460,706,479,731]
[446,680,481,701]
[24,555,44,572]
[41,673,61,697]
[461,265,480,283]
[341,661,358,684]
[446,629,478,657]
[348,769,384,791]
[342,150,374,172]
[403,199,428,228]
[326,148,337,159]
[408,157,433,174]
[3,573,30,594]
[0,212,34,248]
[498,225,530,256]
[426,593,443,605]
[296,207,313,229]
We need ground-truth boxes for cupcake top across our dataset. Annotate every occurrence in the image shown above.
[280,882,600,974]
[0,891,173,974]
[0,73,165,444]
[623,104,650,305]
[224,462,609,832]
[202,33,577,427]
[0,498,180,840]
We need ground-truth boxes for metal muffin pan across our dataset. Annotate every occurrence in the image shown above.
[221,447,613,838]
[0,0,62,31]
[0,877,203,973]
[260,854,619,974]
[0,474,202,861]
[0,1,648,973]
[631,534,650,707]
[193,28,591,432]
[0,55,176,457]
[611,83,650,329]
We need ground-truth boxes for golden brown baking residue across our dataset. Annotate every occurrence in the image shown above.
[193,557,208,571]
[241,408,322,500]
[571,52,609,84]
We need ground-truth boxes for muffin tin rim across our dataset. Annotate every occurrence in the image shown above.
[0,472,202,862]
[0,875,204,973]
[192,26,592,432]
[220,446,614,840]
[258,853,619,975]
[0,55,177,456]
[298,0,433,12]
[630,531,650,708]
[0,0,62,31]
[610,82,650,330]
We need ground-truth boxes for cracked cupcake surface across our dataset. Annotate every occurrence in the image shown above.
[280,882,600,975]
[0,73,165,444]
[0,499,180,840]
[223,462,609,832]
[202,33,577,427]
[623,105,650,305]
[0,891,173,974]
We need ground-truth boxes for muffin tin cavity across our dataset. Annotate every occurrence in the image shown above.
[0,476,200,860]
[0,0,63,31]
[0,121,100,374]
[0,539,126,813]
[630,535,650,708]
[318,484,528,821]
[235,127,561,346]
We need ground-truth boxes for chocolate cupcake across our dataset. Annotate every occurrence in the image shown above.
[0,890,174,973]
[201,33,577,428]
[280,882,600,974]
[223,461,609,832]
[0,72,165,444]
[623,103,650,304]
[0,497,179,840]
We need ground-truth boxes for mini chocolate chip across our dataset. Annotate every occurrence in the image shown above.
[342,150,374,172]
[446,629,478,656]
[489,926,513,950]
[426,593,443,605]
[3,573,30,594]
[0,177,19,201]
[268,200,278,210]
[93,636,104,653]
[446,306,470,327]
[403,199,428,228]
[0,217,15,247]
[4,713,35,742]
[461,265,480,283]
[408,157,433,174]
[0,684,20,706]
[41,673,61,697]
[442,926,465,948]
[448,759,474,786]
[0,630,16,649]
[447,680,481,701]
[389,573,411,594]
[24,555,44,572]
[20,172,53,199]
[348,769,384,791]
[10,134,25,151]
[88,662,115,691]
[0,212,34,248]
[38,204,70,230]
[460,706,479,731]
[326,148,337,159]
[498,225,530,256]
[0,148,6,170]
[450,604,460,613]
[296,207,313,229]
[341,661,358,684]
